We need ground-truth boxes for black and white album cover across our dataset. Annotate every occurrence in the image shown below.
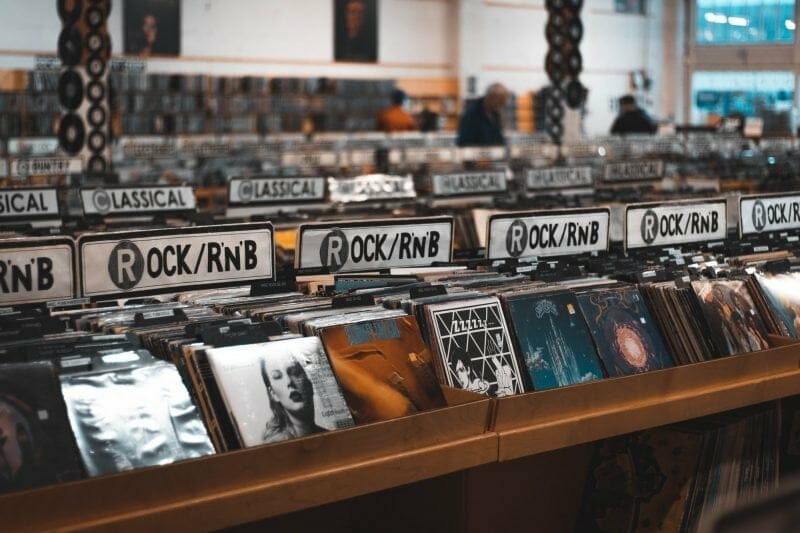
[206,337,354,447]
[425,296,524,397]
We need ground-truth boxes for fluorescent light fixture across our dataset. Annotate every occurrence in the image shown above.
[728,16,748,27]
[704,12,728,24]
[786,20,796,30]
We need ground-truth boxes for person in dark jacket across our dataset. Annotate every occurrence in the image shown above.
[610,94,657,135]
[456,83,509,146]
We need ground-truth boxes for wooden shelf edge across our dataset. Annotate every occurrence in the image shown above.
[497,368,800,462]
[65,433,498,532]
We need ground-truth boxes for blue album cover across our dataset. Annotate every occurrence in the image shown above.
[505,291,604,391]
[577,287,674,377]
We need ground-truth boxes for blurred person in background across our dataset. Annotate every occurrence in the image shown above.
[377,89,417,132]
[610,94,656,135]
[457,83,509,146]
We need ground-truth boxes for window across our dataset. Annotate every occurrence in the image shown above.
[696,0,795,44]
[691,71,794,132]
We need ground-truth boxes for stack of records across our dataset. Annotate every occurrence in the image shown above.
[747,272,800,339]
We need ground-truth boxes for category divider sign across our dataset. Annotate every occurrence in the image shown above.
[739,193,800,236]
[487,208,610,261]
[296,217,453,273]
[328,174,416,203]
[0,237,76,306]
[9,157,83,177]
[78,223,275,299]
[228,176,327,206]
[431,170,508,197]
[80,186,197,216]
[603,159,664,182]
[0,188,60,222]
[625,199,727,251]
[526,166,593,191]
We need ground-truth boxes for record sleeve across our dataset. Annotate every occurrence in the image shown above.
[318,315,446,423]
[503,290,604,391]
[0,362,83,494]
[577,286,674,377]
[753,272,800,339]
[691,279,771,356]
[60,359,215,477]
[424,296,524,397]
[206,337,354,447]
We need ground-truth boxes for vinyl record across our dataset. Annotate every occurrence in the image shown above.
[566,49,583,76]
[566,0,583,10]
[58,0,83,24]
[87,105,106,127]
[58,69,84,111]
[547,100,564,122]
[87,80,105,103]
[545,20,567,48]
[88,130,107,152]
[85,32,107,55]
[87,155,107,173]
[87,55,106,78]
[567,17,583,43]
[58,26,82,67]
[58,113,85,154]
[545,0,566,11]
[546,122,563,141]
[85,5,105,28]
[566,79,586,109]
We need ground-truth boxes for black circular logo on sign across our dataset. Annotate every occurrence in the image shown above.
[108,240,144,290]
[319,229,349,273]
[505,219,528,258]
[640,209,658,245]
[752,200,766,232]
[92,188,112,214]
[237,180,254,204]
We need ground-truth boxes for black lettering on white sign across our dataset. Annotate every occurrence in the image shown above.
[526,167,593,190]
[297,217,453,273]
[432,171,508,197]
[603,160,664,182]
[0,188,60,220]
[740,194,800,236]
[0,237,75,305]
[80,187,196,216]
[10,157,82,177]
[229,177,326,205]
[79,223,274,298]
[328,174,416,203]
[625,199,727,251]
[487,209,610,260]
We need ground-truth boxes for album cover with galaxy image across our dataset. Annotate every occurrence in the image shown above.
[0,362,83,494]
[425,296,524,397]
[577,287,674,377]
[692,280,771,356]
[504,291,604,391]
[319,315,446,424]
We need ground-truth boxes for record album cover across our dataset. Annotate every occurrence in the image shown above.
[0,362,83,494]
[425,297,524,397]
[754,272,800,338]
[577,287,674,377]
[692,280,771,356]
[504,291,604,391]
[319,315,446,423]
[60,359,215,477]
[206,337,354,447]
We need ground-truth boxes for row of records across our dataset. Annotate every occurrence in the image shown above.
[1,192,799,305]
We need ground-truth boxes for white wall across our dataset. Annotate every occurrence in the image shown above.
[0,0,676,135]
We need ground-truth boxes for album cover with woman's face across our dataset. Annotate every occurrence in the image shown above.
[577,287,674,377]
[692,279,771,356]
[206,337,354,448]
[425,297,525,397]
[318,315,446,424]
[0,362,83,494]
[504,291,604,391]
[60,359,215,476]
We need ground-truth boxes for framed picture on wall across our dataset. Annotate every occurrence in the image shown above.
[334,0,378,63]
[123,0,181,57]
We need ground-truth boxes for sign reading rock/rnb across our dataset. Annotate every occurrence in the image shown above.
[487,208,610,260]
[740,193,800,236]
[78,224,274,298]
[80,186,196,216]
[0,238,76,305]
[296,217,453,273]
[625,199,727,251]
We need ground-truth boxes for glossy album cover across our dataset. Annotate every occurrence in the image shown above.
[319,315,446,423]
[577,287,674,377]
[425,296,524,397]
[206,337,354,447]
[754,272,800,338]
[504,291,604,390]
[60,359,215,477]
[0,362,83,493]
[692,279,771,356]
